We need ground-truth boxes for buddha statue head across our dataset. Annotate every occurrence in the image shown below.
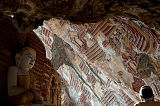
[15,47,36,70]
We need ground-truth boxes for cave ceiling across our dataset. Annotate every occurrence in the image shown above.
[0,0,160,33]
[34,17,160,105]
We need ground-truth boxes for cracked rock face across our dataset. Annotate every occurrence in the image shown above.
[0,0,160,33]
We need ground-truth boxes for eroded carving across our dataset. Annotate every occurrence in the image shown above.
[136,53,155,78]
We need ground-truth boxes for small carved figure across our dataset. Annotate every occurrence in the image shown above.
[136,53,155,78]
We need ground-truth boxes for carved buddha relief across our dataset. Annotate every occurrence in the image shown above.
[136,53,155,78]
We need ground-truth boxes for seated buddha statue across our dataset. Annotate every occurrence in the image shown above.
[8,47,43,105]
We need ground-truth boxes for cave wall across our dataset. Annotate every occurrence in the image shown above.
[0,17,19,103]
[31,25,61,105]
[0,17,61,105]
[39,17,160,105]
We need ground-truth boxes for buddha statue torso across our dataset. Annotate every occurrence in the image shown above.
[8,72,34,105]
[17,74,36,90]
[18,75,31,89]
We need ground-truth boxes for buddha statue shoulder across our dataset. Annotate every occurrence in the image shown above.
[8,47,44,105]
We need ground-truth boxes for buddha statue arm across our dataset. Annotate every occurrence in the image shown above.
[8,66,28,96]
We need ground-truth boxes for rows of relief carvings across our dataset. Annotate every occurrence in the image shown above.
[44,17,160,105]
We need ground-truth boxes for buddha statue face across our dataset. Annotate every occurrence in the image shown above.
[16,47,36,70]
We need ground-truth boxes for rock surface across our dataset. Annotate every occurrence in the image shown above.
[35,17,160,105]
[51,34,75,70]
[0,0,160,33]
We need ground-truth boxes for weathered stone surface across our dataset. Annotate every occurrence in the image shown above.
[0,0,160,33]
[136,53,155,78]
[51,34,75,70]
[38,17,160,105]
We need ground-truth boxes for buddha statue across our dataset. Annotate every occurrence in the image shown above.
[8,47,43,105]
